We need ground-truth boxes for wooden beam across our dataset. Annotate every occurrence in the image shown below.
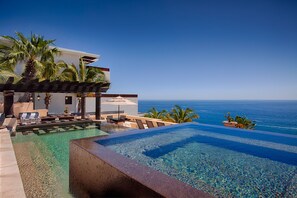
[28,79,40,92]
[77,82,89,92]
[0,78,110,93]
[60,81,73,92]
[69,82,80,92]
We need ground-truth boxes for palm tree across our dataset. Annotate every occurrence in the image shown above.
[60,58,105,83]
[36,60,67,81]
[60,58,106,117]
[0,39,21,83]
[165,105,199,123]
[144,107,167,119]
[0,32,59,79]
[0,32,59,101]
[36,60,68,110]
[224,112,234,122]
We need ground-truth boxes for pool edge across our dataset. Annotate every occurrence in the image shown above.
[69,131,212,198]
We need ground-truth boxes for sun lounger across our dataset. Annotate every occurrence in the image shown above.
[146,120,155,128]
[29,112,36,121]
[136,119,145,129]
[59,116,75,120]
[34,112,41,123]
[20,112,40,125]
[19,112,29,125]
[41,116,56,121]
[157,122,165,127]
[29,112,40,124]
[106,115,115,123]
[120,115,130,121]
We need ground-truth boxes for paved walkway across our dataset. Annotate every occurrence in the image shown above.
[0,131,26,198]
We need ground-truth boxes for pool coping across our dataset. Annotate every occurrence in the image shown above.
[70,123,212,198]
[0,131,26,198]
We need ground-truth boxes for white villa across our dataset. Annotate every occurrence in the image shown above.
[0,37,138,117]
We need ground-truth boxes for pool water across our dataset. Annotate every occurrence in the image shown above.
[99,123,297,197]
[12,127,108,198]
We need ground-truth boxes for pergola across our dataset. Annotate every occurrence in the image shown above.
[0,77,110,119]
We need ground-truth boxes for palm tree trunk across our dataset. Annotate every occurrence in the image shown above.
[23,58,37,79]
[18,59,37,102]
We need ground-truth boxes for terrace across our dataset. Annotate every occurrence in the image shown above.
[0,77,173,198]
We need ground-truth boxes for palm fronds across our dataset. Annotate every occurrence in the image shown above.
[144,105,199,123]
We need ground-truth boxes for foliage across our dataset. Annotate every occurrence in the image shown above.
[165,105,199,123]
[60,58,105,83]
[224,112,256,130]
[144,107,167,119]
[36,60,68,81]
[0,70,20,83]
[59,58,107,115]
[44,93,52,110]
[144,105,199,123]
[0,32,59,80]
[225,112,234,122]
[234,115,256,130]
[64,106,69,114]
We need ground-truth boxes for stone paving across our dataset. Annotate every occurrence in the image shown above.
[0,131,26,198]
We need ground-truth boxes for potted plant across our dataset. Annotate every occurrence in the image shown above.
[64,106,69,115]
[223,112,237,127]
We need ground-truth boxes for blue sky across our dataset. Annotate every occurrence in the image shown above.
[1,0,297,100]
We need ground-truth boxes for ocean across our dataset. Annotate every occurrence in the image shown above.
[138,100,297,135]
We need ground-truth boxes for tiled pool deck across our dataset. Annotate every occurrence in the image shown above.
[0,131,26,198]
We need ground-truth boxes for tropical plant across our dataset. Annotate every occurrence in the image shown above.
[165,105,199,123]
[234,115,256,130]
[224,112,256,130]
[0,69,20,83]
[60,58,106,116]
[0,32,59,80]
[36,60,67,81]
[60,58,105,83]
[225,112,234,122]
[44,93,52,109]
[64,106,69,114]
[0,39,21,83]
[0,32,60,102]
[35,60,68,110]
[144,107,167,119]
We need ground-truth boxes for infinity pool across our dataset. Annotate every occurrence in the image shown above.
[98,123,297,197]
[12,126,108,198]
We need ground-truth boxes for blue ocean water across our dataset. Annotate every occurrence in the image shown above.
[138,100,297,135]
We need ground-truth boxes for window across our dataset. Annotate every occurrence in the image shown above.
[65,96,72,104]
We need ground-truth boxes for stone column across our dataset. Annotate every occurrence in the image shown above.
[3,90,14,117]
[95,92,101,120]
